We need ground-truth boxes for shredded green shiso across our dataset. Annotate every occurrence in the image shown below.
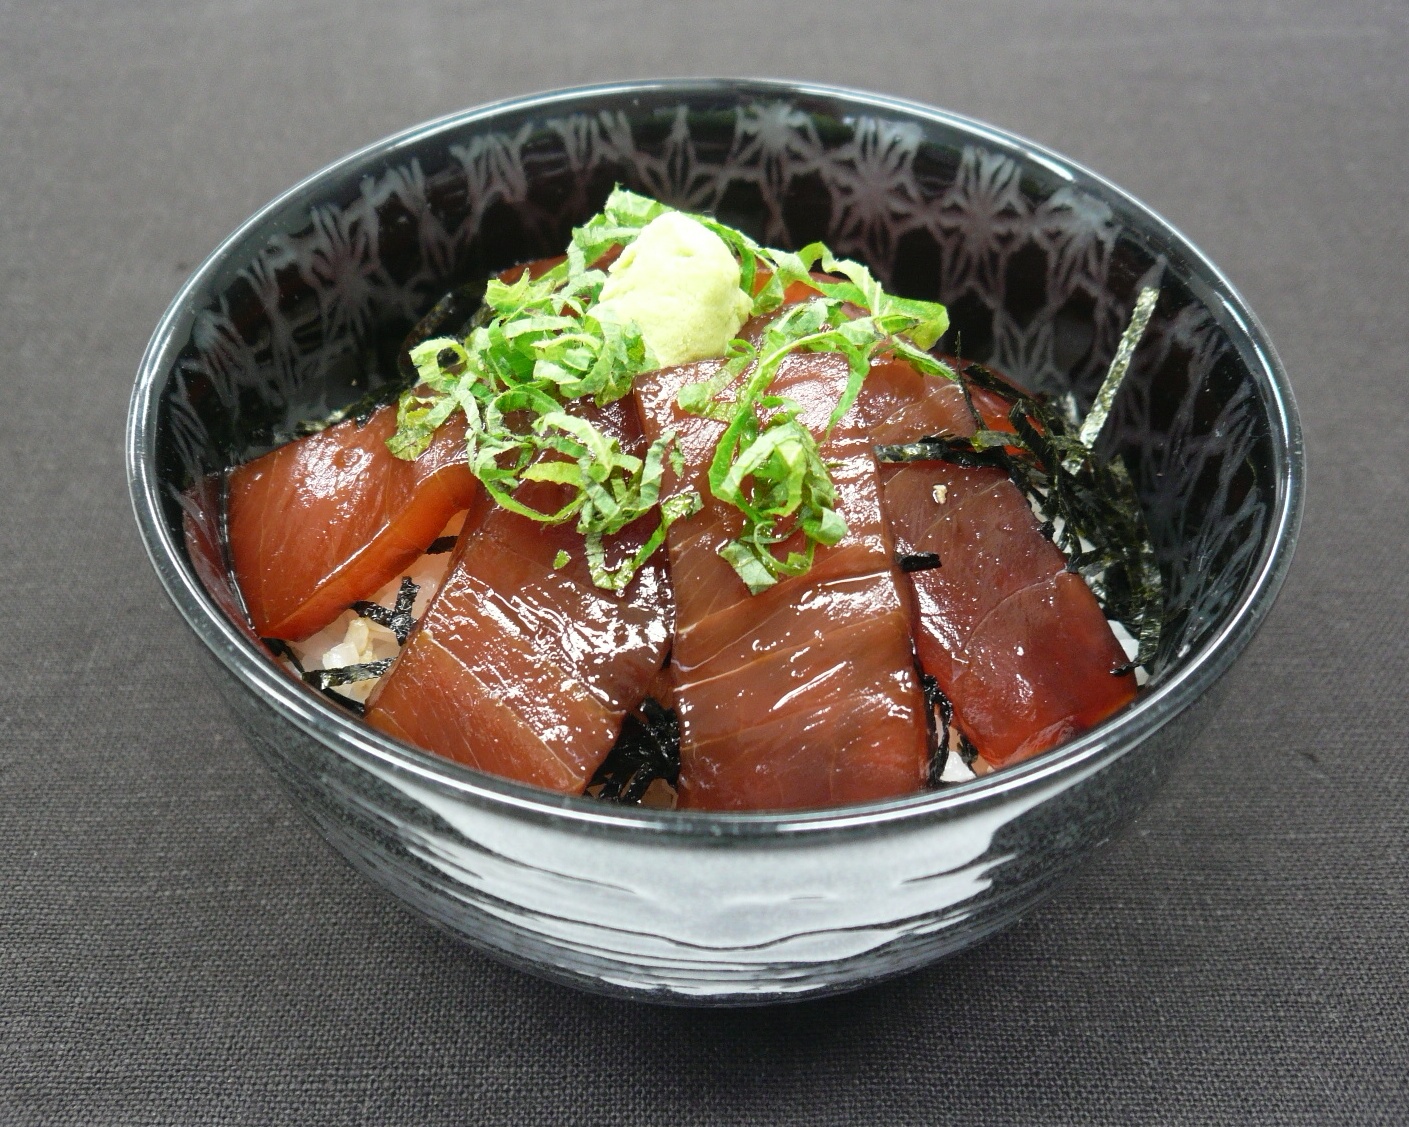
[389,187,949,594]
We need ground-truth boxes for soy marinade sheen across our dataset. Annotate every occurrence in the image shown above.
[365,398,674,792]
[859,359,1137,768]
[634,348,931,810]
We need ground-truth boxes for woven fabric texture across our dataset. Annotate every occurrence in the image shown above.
[2,1,1405,1123]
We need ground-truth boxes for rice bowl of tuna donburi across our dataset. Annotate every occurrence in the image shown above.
[127,79,1302,1002]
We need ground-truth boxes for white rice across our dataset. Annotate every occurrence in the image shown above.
[286,512,465,701]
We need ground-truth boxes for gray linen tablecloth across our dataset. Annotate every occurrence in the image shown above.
[3,1,1406,1122]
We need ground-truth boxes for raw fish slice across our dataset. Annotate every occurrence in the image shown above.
[676,559,888,675]
[634,350,929,811]
[367,628,610,791]
[953,572,1136,765]
[366,400,674,793]
[860,359,1137,767]
[226,254,569,644]
[227,403,480,640]
[677,611,923,740]
[180,476,264,646]
[686,660,928,810]
[862,356,1014,440]
[455,523,671,713]
[881,460,1067,687]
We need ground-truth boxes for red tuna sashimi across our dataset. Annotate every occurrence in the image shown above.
[365,400,674,793]
[634,351,930,811]
[227,404,480,641]
[180,475,263,646]
[860,358,1137,768]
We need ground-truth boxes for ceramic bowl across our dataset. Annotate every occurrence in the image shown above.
[127,79,1302,1004]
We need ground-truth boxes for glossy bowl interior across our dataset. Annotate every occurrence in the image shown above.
[127,79,1302,1004]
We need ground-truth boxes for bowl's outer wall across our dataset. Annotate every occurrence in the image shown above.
[132,80,1300,1002]
[207,638,1222,1002]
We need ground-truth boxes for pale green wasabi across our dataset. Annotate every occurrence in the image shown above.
[593,211,753,368]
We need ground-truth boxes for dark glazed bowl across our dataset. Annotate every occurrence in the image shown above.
[127,80,1302,1004]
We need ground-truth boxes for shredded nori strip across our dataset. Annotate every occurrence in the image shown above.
[396,282,489,384]
[302,659,394,691]
[352,577,419,644]
[589,697,681,804]
[290,281,490,437]
[899,551,941,573]
[262,637,304,675]
[425,536,457,555]
[290,379,409,437]
[260,637,387,716]
[921,673,952,788]
[874,360,1163,668]
[264,575,419,710]
[1077,287,1159,450]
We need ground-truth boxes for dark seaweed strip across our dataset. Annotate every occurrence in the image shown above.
[262,637,305,675]
[874,433,1012,472]
[899,552,941,573]
[956,732,979,768]
[268,621,404,716]
[291,380,409,438]
[921,673,953,788]
[396,281,490,384]
[302,659,394,692]
[266,577,422,719]
[933,678,954,753]
[874,361,1163,668]
[352,577,419,643]
[954,362,986,433]
[589,697,681,804]
[264,639,390,717]
[426,536,457,555]
[289,282,489,438]
[1078,286,1160,449]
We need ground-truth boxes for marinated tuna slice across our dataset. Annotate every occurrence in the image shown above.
[634,351,930,811]
[953,572,1137,761]
[227,403,480,641]
[365,400,674,793]
[861,358,1137,768]
[179,475,262,645]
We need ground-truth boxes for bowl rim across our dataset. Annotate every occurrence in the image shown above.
[126,77,1304,840]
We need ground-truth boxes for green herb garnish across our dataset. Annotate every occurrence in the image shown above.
[675,245,950,592]
[389,187,949,594]
[388,229,697,593]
